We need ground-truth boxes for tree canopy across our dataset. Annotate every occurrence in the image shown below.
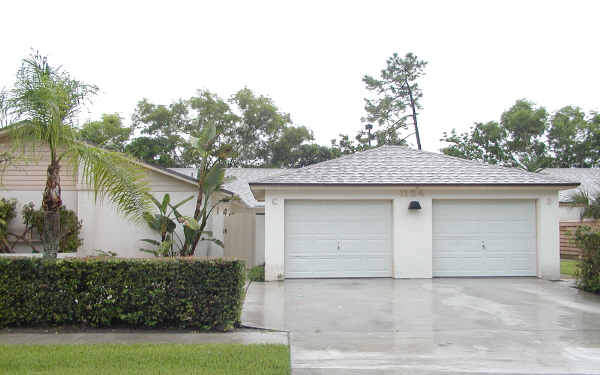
[362,52,427,149]
[441,99,600,171]
[79,113,131,152]
[110,88,322,168]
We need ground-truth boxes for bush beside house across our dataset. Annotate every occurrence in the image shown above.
[575,226,600,294]
[0,198,83,254]
[0,257,245,330]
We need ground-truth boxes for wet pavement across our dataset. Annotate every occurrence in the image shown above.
[242,278,600,374]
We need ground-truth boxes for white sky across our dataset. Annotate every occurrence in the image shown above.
[1,0,598,152]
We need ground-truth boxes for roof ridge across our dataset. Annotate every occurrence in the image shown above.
[412,148,576,184]
[250,147,381,183]
[249,144,580,186]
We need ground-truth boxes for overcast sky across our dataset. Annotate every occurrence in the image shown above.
[2,0,598,151]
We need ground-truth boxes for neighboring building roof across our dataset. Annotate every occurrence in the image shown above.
[540,168,600,203]
[170,167,286,208]
[249,146,580,187]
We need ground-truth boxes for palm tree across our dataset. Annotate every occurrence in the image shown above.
[570,191,600,220]
[1,52,149,257]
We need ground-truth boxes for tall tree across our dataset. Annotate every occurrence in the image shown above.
[441,100,600,170]
[126,99,189,167]
[1,53,149,257]
[270,126,332,167]
[441,121,508,165]
[227,88,292,167]
[363,52,427,149]
[80,113,131,151]
[548,106,600,167]
[188,88,315,168]
[126,88,335,169]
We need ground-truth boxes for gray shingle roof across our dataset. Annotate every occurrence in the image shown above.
[170,167,286,207]
[249,146,579,187]
[540,168,600,202]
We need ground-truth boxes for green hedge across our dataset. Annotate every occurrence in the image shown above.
[0,257,246,330]
[575,226,600,293]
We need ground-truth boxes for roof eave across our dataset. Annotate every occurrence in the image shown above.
[248,182,580,188]
[248,182,580,202]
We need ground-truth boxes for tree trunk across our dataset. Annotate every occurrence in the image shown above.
[405,78,422,150]
[41,160,62,258]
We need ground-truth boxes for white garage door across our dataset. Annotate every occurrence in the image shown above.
[433,200,537,277]
[285,200,392,278]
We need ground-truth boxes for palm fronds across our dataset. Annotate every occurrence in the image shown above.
[70,143,150,222]
[569,190,600,220]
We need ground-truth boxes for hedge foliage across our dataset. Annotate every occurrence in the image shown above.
[575,226,600,294]
[0,257,246,330]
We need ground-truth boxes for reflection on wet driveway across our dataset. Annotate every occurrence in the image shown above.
[243,278,600,374]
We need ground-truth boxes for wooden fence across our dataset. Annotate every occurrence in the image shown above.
[560,220,600,258]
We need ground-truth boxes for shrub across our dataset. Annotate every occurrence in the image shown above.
[0,257,246,330]
[22,204,83,253]
[0,198,17,251]
[575,226,600,293]
[247,264,265,282]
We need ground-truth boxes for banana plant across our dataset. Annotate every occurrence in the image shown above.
[140,193,199,257]
[178,122,238,256]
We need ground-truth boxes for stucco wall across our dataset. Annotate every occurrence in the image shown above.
[263,186,562,281]
[255,213,265,266]
[559,204,584,221]
[0,161,228,257]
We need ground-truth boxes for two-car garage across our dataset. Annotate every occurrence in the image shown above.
[250,145,576,281]
[284,199,537,279]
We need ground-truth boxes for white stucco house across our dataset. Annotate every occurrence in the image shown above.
[540,168,600,221]
[249,146,579,281]
[0,133,279,266]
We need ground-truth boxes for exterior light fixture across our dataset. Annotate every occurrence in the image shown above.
[408,201,422,210]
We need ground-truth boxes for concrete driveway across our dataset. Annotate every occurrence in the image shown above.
[242,278,600,374]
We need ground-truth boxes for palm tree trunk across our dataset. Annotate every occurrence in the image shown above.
[41,160,62,258]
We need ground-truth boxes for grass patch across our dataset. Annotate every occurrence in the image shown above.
[561,259,580,276]
[0,343,290,375]
[248,264,265,282]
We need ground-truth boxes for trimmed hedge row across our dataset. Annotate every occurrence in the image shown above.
[0,257,246,330]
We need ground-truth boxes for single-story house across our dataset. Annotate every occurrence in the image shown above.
[0,133,277,266]
[249,146,579,281]
[540,168,600,220]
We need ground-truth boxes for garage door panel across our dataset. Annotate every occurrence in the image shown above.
[341,239,387,252]
[433,200,536,277]
[433,238,482,252]
[434,220,481,235]
[285,200,392,278]
[287,256,337,274]
[484,237,535,252]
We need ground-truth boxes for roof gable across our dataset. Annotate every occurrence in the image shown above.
[249,146,579,187]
